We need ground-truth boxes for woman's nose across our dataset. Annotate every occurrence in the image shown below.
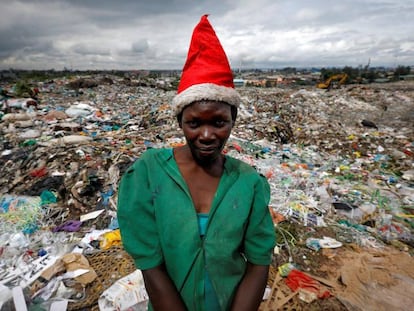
[200,125,214,140]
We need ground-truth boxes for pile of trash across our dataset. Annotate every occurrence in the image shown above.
[0,74,413,310]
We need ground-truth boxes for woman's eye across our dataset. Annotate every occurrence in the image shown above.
[215,120,225,127]
[187,121,199,127]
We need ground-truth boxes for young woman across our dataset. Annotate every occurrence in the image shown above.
[117,15,275,311]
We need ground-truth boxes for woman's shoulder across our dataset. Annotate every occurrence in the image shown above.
[139,147,172,160]
[127,148,172,170]
[225,156,263,177]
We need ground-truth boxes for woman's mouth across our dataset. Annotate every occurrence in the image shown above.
[197,147,216,156]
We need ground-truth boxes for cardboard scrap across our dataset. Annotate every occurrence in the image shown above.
[40,253,97,286]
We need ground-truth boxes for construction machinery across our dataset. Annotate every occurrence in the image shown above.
[316,73,348,89]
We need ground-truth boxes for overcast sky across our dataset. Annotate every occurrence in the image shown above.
[1,0,413,71]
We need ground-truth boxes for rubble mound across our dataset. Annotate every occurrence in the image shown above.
[1,75,413,310]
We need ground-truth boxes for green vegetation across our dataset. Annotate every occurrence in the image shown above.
[319,65,411,84]
[0,65,411,87]
[393,65,411,80]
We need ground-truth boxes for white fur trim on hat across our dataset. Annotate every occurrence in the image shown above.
[172,83,240,116]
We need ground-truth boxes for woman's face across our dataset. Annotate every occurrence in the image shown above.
[180,101,234,165]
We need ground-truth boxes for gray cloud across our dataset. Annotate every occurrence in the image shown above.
[132,40,150,54]
[0,0,412,70]
[72,44,111,56]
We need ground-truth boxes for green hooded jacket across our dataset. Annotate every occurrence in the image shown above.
[118,148,275,311]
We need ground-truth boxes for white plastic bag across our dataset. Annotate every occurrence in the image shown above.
[98,269,148,311]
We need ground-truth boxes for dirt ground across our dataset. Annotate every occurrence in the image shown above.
[258,222,347,311]
[258,218,414,311]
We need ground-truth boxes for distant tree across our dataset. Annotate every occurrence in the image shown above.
[319,68,331,80]
[149,71,161,79]
[281,67,297,75]
[363,68,378,83]
[320,67,342,81]
[393,65,411,80]
[342,66,360,82]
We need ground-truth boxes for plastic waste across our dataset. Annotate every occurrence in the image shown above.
[53,220,82,232]
[99,229,121,250]
[0,195,43,233]
[0,284,12,310]
[306,237,342,251]
[8,232,30,248]
[43,135,92,146]
[278,262,296,277]
[98,269,148,311]
[285,269,331,301]
[20,139,37,146]
[18,129,41,139]
[1,112,37,122]
[306,238,321,251]
[65,102,96,117]
[402,169,414,181]
[40,190,57,205]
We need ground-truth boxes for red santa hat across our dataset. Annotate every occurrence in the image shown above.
[172,15,240,115]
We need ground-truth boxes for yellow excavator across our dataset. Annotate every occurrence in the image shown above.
[317,73,348,89]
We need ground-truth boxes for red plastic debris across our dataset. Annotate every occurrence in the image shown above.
[30,167,48,178]
[285,269,331,299]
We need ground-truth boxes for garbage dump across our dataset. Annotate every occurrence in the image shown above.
[1,74,413,310]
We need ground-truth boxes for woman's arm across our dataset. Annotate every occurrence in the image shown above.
[230,262,269,311]
[142,264,187,311]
